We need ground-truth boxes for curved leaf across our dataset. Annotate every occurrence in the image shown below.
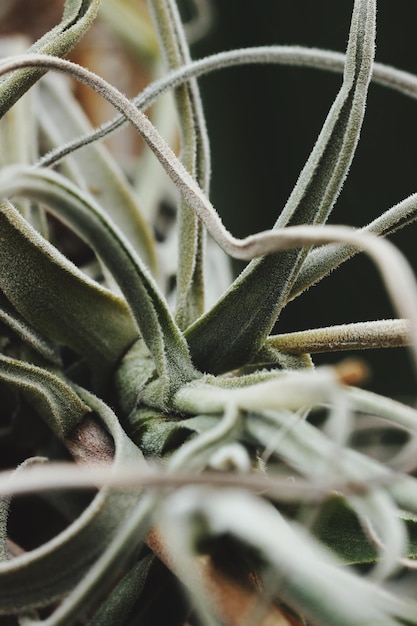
[39,46,345,168]
[88,554,154,626]
[0,289,59,364]
[289,192,417,302]
[313,497,417,565]
[37,74,158,275]
[162,488,417,626]
[0,457,47,564]
[148,0,210,329]
[38,45,417,170]
[0,166,198,400]
[0,354,91,438]
[0,0,101,117]
[0,201,137,380]
[185,0,376,374]
[0,388,144,615]
[265,319,411,355]
[0,46,384,376]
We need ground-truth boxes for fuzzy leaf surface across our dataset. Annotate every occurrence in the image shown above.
[0,389,144,615]
[0,166,198,399]
[0,354,91,438]
[0,289,59,364]
[37,74,158,275]
[0,458,47,564]
[312,497,417,565]
[148,0,210,329]
[88,554,154,626]
[164,488,417,626]
[0,0,100,117]
[289,191,417,302]
[185,0,376,374]
[0,201,137,379]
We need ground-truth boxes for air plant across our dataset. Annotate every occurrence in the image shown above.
[1,0,417,625]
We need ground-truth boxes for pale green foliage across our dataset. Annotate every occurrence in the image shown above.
[0,0,101,116]
[38,73,158,274]
[1,1,417,625]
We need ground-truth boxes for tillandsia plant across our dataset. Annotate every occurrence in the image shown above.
[3,0,417,624]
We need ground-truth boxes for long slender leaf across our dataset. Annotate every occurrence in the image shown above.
[0,200,138,380]
[264,319,411,355]
[37,45,417,170]
[0,388,144,615]
[5,42,414,386]
[0,36,48,235]
[185,0,376,374]
[162,488,417,626]
[37,73,158,275]
[0,458,47,564]
[313,496,417,565]
[0,166,198,400]
[0,289,59,364]
[88,554,154,626]
[0,0,100,117]
[148,0,210,329]
[0,354,91,438]
[290,192,417,302]
[0,38,37,169]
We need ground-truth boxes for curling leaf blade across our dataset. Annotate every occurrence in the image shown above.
[185,0,376,374]
[0,200,137,379]
[0,0,101,117]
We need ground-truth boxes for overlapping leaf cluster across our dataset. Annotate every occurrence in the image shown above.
[1,1,417,624]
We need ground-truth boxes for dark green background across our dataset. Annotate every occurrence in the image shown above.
[181,0,417,397]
